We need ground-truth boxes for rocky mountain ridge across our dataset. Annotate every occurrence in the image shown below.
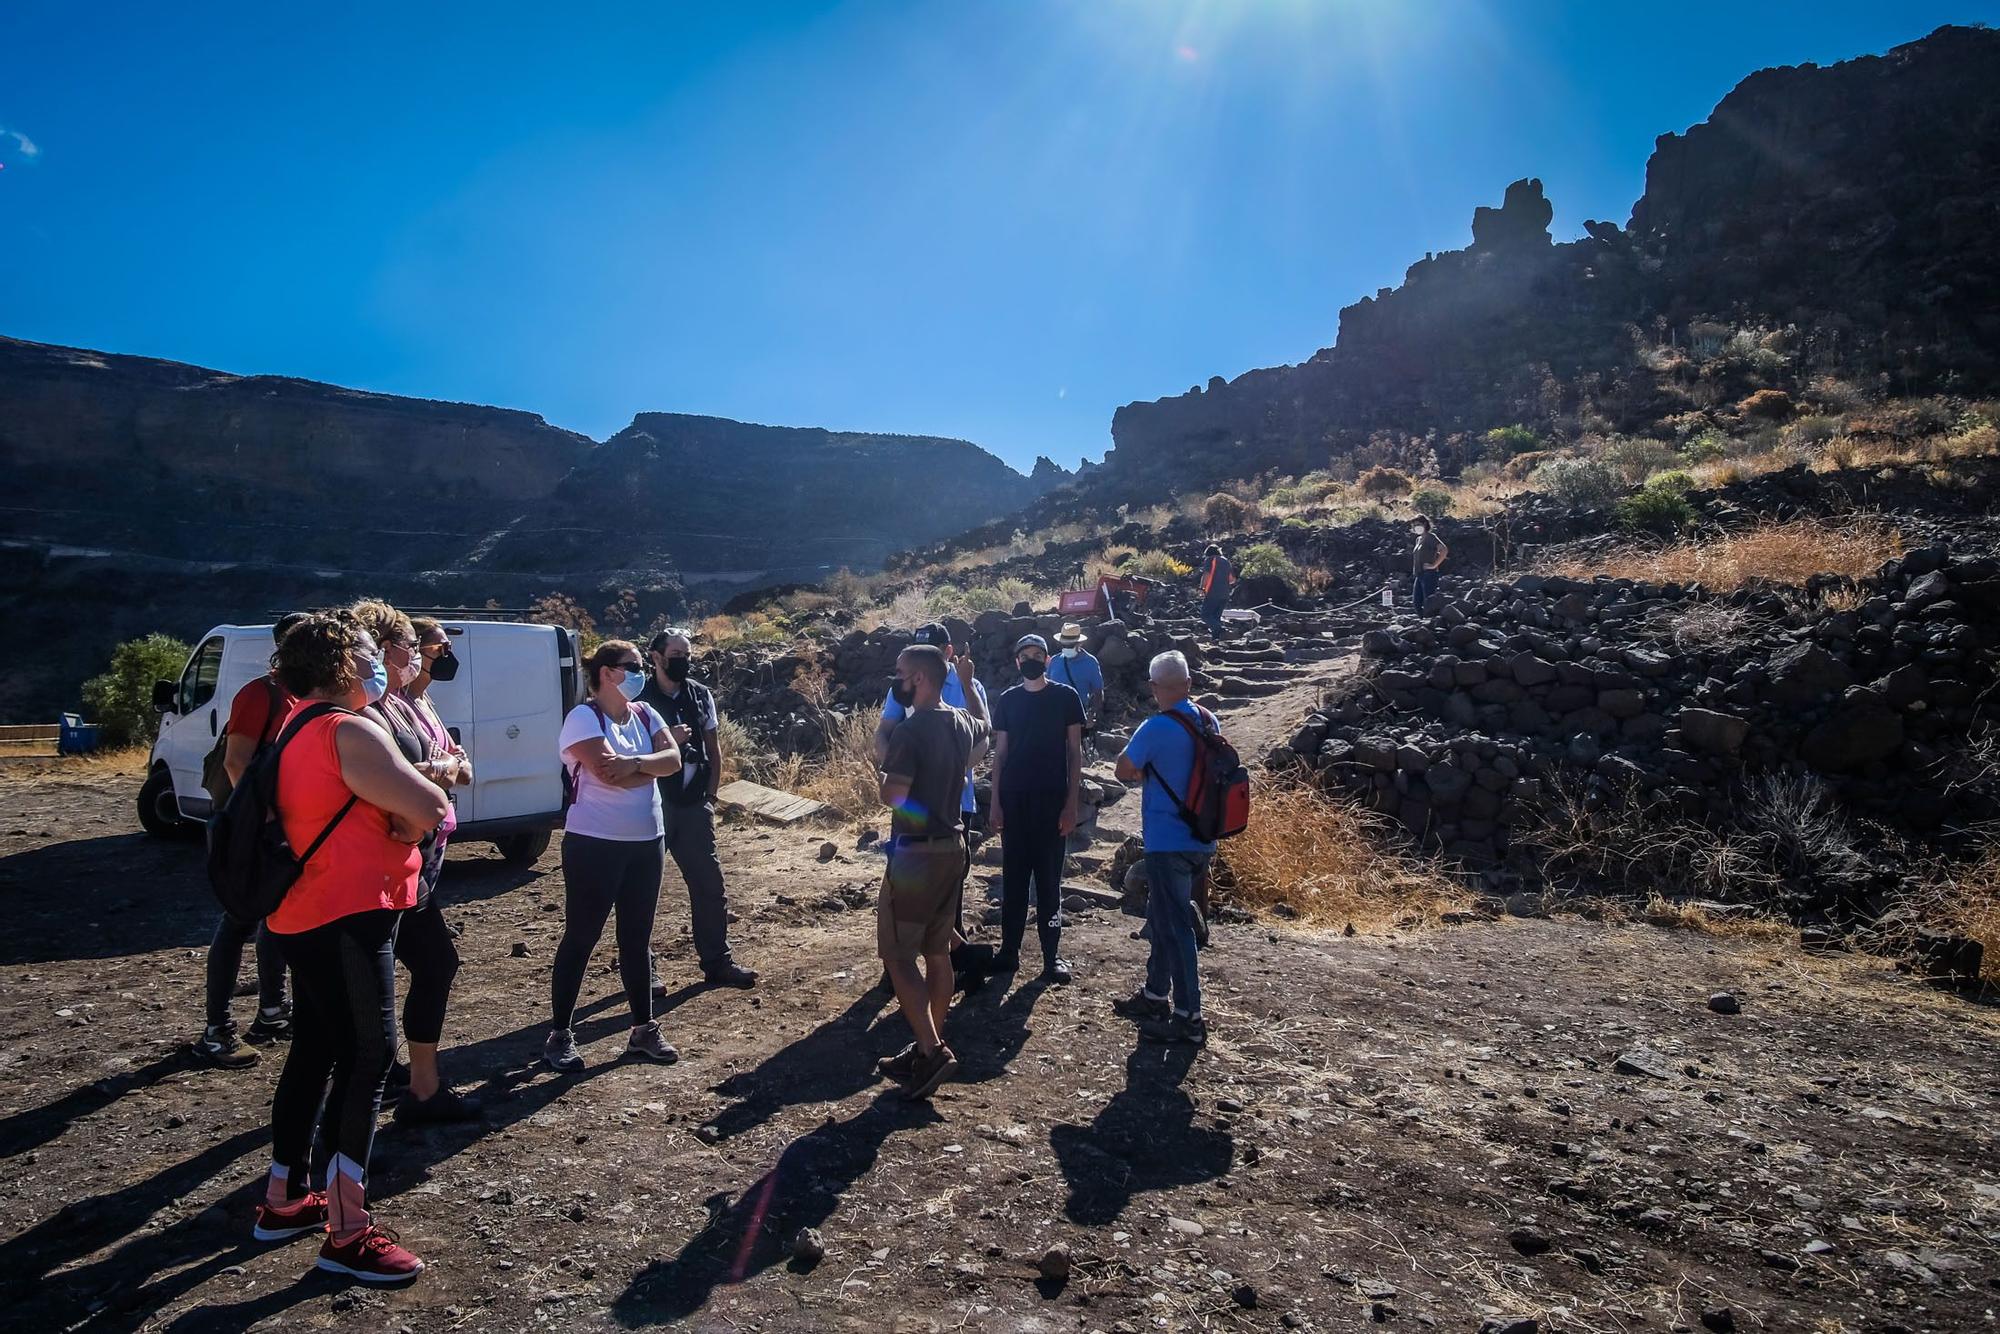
[0,335,1063,719]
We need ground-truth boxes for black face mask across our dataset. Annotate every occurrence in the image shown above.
[890,679,916,709]
[1018,657,1047,680]
[427,649,460,682]
[663,657,690,684]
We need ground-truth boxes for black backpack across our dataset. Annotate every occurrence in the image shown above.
[201,676,287,807]
[206,702,358,924]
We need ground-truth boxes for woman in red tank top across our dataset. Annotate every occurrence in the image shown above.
[254,613,449,1285]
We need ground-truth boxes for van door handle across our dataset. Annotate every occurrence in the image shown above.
[210,711,218,737]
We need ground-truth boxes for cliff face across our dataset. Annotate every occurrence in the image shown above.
[0,339,1065,719]
[1099,25,2000,498]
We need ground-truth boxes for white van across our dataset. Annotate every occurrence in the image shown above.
[140,618,580,865]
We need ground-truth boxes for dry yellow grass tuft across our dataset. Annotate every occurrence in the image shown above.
[1536,517,1902,591]
[771,709,883,824]
[1217,779,1470,931]
[1913,845,2000,982]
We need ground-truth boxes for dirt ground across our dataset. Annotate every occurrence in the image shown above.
[2,766,1998,1334]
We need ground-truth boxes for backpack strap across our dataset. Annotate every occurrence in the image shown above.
[1140,706,1213,820]
[260,675,289,745]
[272,702,359,869]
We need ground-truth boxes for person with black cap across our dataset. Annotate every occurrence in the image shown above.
[640,629,757,990]
[988,633,1085,983]
[1198,544,1235,637]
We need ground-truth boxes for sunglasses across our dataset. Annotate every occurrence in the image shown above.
[610,660,645,673]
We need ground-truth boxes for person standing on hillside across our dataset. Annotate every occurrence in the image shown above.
[640,629,757,992]
[876,645,990,1100]
[1111,650,1215,1047]
[1048,623,1104,728]
[1411,517,1449,613]
[191,611,308,1070]
[988,634,1085,984]
[1198,545,1235,637]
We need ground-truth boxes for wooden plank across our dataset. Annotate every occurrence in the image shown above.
[0,725,61,742]
[714,779,831,825]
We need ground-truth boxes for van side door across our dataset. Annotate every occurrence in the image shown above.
[163,635,226,815]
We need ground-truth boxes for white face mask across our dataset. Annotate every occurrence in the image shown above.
[615,668,646,702]
[1062,647,1079,659]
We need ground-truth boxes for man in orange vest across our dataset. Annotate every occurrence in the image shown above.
[1198,544,1235,637]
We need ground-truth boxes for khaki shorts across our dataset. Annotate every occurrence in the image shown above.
[877,838,965,963]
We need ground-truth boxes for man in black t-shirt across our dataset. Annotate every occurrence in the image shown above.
[988,634,1086,983]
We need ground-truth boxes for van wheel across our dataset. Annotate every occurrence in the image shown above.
[138,766,185,837]
[496,830,552,866]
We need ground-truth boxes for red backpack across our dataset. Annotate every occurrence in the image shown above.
[1143,704,1251,842]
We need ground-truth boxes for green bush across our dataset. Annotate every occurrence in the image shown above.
[1528,457,1623,509]
[1482,424,1540,458]
[1680,430,1728,464]
[1120,550,1193,581]
[1644,469,1696,496]
[1281,515,1312,530]
[1235,542,1302,584]
[1600,436,1680,484]
[1203,491,1259,531]
[81,633,192,746]
[1409,487,1452,518]
[1616,488,1696,535]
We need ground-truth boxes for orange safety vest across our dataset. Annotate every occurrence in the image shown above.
[1201,557,1231,597]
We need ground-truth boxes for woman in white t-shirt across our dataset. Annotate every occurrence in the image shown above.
[544,640,684,1072]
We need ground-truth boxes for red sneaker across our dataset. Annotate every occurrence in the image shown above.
[251,1191,329,1242]
[316,1225,425,1283]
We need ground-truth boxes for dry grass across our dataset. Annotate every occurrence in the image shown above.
[1910,844,2000,982]
[1216,779,1469,931]
[770,709,883,823]
[1536,517,1902,591]
[0,743,154,785]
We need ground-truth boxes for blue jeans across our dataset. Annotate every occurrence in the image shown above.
[1200,596,1228,636]
[1143,851,1209,1017]
[1414,568,1440,612]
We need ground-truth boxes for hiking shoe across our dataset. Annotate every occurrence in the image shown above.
[543,1029,584,1073]
[1112,989,1171,1021]
[1044,958,1074,986]
[395,1086,484,1126]
[1140,1013,1209,1047]
[316,1225,424,1283]
[192,1023,259,1069]
[252,1190,329,1242]
[246,1007,293,1043]
[704,961,759,989]
[625,1021,679,1064]
[902,1044,958,1101]
[876,1042,919,1082]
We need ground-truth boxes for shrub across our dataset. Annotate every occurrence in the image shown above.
[1504,449,1557,479]
[1281,515,1312,530]
[1120,550,1193,581]
[1787,414,1840,447]
[1355,465,1413,498]
[1235,542,1302,584]
[1481,424,1540,459]
[1528,457,1623,509]
[82,633,192,746]
[1643,469,1695,496]
[1203,491,1258,531]
[1615,487,1696,536]
[1600,436,1680,484]
[1739,388,1794,421]
[1537,517,1902,590]
[1409,487,1451,518]
[1680,430,1728,464]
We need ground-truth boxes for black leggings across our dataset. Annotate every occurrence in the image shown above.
[205,911,287,1028]
[394,898,460,1045]
[269,909,401,1178]
[552,834,663,1029]
[999,787,1068,964]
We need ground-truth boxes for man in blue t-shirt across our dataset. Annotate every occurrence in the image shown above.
[1112,649,1214,1047]
[1047,623,1104,726]
[875,622,988,818]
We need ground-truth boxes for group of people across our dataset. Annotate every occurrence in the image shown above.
[194,603,1220,1285]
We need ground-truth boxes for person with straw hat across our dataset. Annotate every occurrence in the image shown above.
[1047,622,1104,729]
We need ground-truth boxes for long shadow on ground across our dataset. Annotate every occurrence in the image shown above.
[612,1093,940,1326]
[1049,1042,1231,1225]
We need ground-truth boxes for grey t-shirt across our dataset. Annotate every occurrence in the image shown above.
[883,705,990,839]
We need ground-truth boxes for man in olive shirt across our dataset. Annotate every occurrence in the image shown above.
[877,645,991,1100]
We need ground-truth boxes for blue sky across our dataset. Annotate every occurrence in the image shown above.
[1,2,1990,471]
